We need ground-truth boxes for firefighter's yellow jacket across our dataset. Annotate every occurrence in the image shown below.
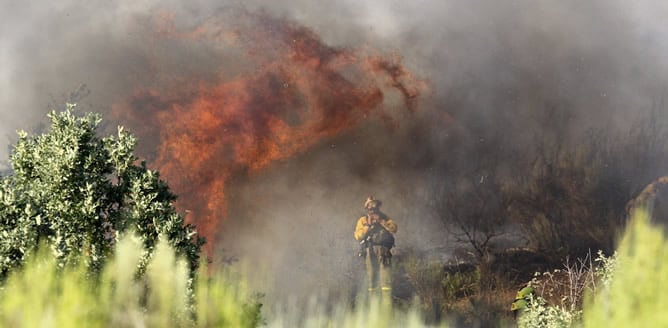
[354,214,397,241]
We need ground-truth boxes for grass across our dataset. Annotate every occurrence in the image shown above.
[4,208,668,327]
[0,235,260,328]
[583,208,668,327]
[0,234,439,328]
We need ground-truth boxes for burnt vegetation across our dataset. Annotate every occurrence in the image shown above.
[400,104,668,325]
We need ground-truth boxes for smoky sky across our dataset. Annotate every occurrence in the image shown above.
[2,0,668,163]
[3,0,668,304]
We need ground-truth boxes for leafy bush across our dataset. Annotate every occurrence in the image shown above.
[0,105,203,278]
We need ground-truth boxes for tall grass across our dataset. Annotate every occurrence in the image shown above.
[266,295,432,328]
[0,234,440,327]
[583,208,668,327]
[6,208,668,327]
[0,235,260,328]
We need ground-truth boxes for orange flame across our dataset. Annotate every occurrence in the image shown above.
[113,11,427,253]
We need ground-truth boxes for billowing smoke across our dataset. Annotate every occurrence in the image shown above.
[3,0,668,303]
[111,10,424,255]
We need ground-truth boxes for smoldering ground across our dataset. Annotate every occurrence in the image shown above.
[3,0,668,305]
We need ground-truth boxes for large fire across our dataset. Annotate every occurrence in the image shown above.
[112,10,426,253]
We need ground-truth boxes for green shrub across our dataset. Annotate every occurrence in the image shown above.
[0,105,203,278]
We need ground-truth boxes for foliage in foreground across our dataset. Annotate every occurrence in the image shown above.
[0,105,203,278]
[266,296,436,328]
[0,233,442,328]
[0,234,260,328]
[4,192,666,328]
[517,208,668,327]
[583,208,668,327]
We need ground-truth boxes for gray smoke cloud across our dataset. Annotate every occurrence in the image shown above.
[3,0,668,306]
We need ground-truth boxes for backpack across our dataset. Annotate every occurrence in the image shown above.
[369,223,395,249]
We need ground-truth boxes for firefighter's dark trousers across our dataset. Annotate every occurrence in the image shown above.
[365,245,392,293]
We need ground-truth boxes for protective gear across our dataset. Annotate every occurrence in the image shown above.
[357,223,395,257]
[354,213,397,241]
[364,245,392,293]
[354,197,397,293]
[364,196,382,210]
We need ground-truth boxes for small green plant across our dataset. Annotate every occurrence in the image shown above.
[517,294,581,328]
[592,249,617,289]
[441,268,480,302]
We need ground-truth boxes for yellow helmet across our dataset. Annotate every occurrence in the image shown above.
[364,196,382,209]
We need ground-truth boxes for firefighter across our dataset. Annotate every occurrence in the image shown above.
[354,196,398,294]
